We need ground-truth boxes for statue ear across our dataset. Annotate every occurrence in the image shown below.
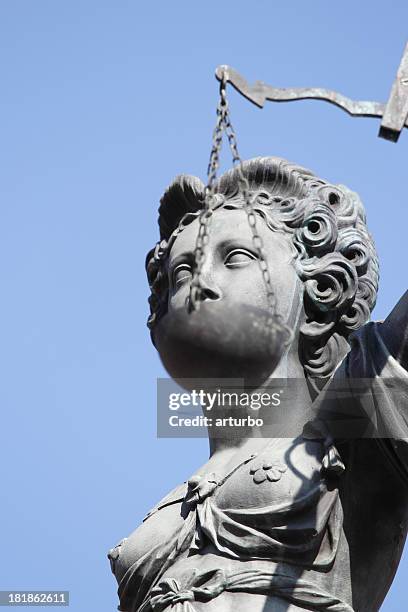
[158,175,205,240]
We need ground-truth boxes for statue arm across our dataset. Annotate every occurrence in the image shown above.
[378,290,408,369]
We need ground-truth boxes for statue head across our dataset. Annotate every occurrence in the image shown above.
[146,157,379,390]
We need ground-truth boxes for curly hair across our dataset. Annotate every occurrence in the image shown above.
[145,157,379,383]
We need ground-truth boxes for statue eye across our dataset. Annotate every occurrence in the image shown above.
[224,249,257,268]
[172,264,193,287]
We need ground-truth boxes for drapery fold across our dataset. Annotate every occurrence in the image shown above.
[143,567,354,612]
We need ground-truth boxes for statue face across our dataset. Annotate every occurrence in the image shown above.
[152,208,302,386]
[167,208,300,319]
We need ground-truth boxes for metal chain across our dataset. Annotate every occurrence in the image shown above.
[188,81,228,311]
[189,79,291,339]
[222,113,280,324]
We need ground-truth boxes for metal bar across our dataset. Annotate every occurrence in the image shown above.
[379,43,408,142]
[215,58,408,141]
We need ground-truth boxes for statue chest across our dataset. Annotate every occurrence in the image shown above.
[213,436,325,511]
[109,435,337,582]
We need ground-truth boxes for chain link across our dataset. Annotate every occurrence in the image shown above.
[188,79,290,339]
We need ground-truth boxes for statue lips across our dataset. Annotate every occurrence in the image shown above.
[153,301,291,389]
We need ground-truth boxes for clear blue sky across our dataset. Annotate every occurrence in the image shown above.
[1,1,407,610]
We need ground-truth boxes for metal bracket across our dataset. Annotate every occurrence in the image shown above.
[215,42,408,143]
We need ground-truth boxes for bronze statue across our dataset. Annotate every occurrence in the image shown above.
[108,157,408,612]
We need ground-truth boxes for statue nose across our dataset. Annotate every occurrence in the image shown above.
[197,284,221,302]
[195,274,222,302]
[185,272,222,311]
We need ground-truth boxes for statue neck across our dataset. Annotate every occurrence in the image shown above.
[207,348,310,456]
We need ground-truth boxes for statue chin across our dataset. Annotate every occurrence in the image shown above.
[152,301,290,390]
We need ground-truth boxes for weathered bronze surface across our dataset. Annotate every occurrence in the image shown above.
[108,156,408,611]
